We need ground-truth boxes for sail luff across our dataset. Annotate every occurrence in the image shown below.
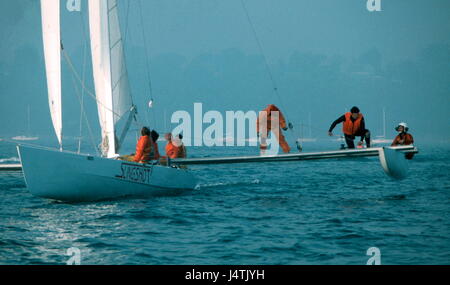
[40,0,62,147]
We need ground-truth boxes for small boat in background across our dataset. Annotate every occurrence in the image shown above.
[372,107,392,145]
[11,136,39,141]
[11,105,39,141]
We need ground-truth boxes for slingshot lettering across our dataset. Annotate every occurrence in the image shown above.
[120,163,152,185]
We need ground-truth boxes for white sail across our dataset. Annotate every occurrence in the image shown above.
[89,0,134,158]
[41,0,62,147]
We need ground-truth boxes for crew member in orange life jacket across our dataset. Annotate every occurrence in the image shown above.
[328,106,371,149]
[256,104,291,154]
[391,122,415,160]
[133,127,152,163]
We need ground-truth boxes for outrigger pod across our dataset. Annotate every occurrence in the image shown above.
[378,147,410,180]
[172,145,418,180]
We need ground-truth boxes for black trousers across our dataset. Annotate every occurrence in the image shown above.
[345,129,371,149]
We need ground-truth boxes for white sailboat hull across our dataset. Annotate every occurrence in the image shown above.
[17,145,197,202]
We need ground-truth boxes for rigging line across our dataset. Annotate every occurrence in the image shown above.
[137,0,156,126]
[123,0,131,46]
[113,0,135,111]
[77,7,89,154]
[0,138,72,153]
[120,0,147,130]
[61,46,123,119]
[239,1,285,110]
[77,40,87,154]
[122,0,144,130]
[67,56,101,156]
[239,0,302,143]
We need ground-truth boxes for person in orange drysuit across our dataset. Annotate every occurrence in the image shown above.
[164,133,186,159]
[256,104,291,154]
[133,127,152,163]
[391,122,415,160]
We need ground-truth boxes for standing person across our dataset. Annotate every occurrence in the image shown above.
[328,106,371,149]
[391,122,414,159]
[256,104,291,154]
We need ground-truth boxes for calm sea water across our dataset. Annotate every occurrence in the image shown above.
[0,139,449,265]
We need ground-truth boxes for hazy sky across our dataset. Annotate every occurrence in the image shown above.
[0,0,449,148]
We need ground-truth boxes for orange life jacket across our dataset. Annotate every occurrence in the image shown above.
[165,141,186,159]
[134,136,152,163]
[150,141,160,160]
[391,133,414,146]
[342,112,363,135]
[165,142,180,159]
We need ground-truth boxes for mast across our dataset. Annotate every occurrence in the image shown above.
[40,0,62,149]
[308,112,312,138]
[27,105,31,136]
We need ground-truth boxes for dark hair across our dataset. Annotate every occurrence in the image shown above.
[141,127,151,136]
[350,106,360,114]
[151,130,159,142]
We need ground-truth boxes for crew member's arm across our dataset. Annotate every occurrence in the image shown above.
[166,143,179,159]
[256,115,260,134]
[391,135,400,146]
[279,111,287,130]
[180,145,187,158]
[407,134,414,145]
[359,118,366,142]
[328,115,345,134]
[152,141,160,160]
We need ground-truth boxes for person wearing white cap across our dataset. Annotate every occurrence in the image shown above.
[392,122,414,159]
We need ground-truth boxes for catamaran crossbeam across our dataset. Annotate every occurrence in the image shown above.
[171,146,418,180]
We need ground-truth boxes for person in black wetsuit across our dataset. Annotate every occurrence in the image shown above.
[328,106,371,149]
